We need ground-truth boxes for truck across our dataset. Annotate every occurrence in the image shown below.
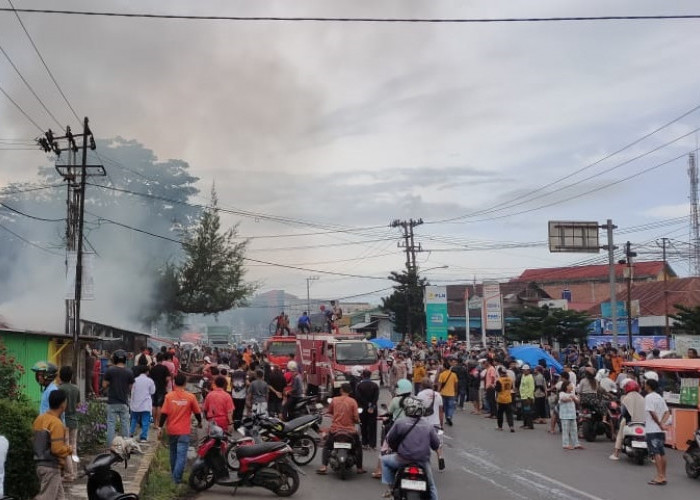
[296,332,380,398]
[206,325,232,347]
[263,335,298,370]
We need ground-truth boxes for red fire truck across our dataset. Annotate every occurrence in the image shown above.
[295,332,381,397]
[263,335,298,370]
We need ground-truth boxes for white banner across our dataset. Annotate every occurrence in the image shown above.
[425,286,447,304]
[483,281,502,330]
[65,251,95,300]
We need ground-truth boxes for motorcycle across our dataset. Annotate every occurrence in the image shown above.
[579,399,611,442]
[684,429,700,479]
[236,413,321,466]
[606,400,622,438]
[392,464,431,500]
[85,437,139,500]
[190,423,302,496]
[287,395,324,420]
[326,407,363,480]
[621,422,648,465]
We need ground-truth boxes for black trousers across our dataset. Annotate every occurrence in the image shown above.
[497,402,514,429]
[486,387,497,417]
[322,432,363,468]
[521,398,534,428]
[359,408,377,448]
[233,398,246,423]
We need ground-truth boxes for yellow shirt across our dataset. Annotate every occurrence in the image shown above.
[413,366,427,384]
[438,369,458,397]
[496,376,513,404]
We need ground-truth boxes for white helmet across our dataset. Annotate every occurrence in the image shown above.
[521,364,531,371]
[515,360,524,369]
[643,370,659,382]
[595,368,609,382]
[350,365,363,378]
[286,360,298,372]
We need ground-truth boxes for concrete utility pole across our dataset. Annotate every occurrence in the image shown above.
[40,119,104,378]
[660,237,670,347]
[624,241,637,349]
[390,218,423,338]
[601,220,619,347]
[306,276,318,316]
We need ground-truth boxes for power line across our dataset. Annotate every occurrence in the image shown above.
[6,0,81,123]
[0,183,63,196]
[1,8,700,23]
[0,201,65,222]
[431,116,700,224]
[0,221,62,255]
[0,80,44,132]
[0,42,63,128]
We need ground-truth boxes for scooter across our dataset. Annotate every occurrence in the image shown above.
[621,422,648,465]
[326,407,363,480]
[287,395,324,420]
[683,429,700,479]
[85,437,139,500]
[238,413,321,466]
[579,401,610,442]
[190,423,302,496]
[190,423,255,491]
[392,464,431,500]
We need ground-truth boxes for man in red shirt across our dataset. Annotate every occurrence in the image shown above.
[158,374,202,484]
[203,376,234,431]
[317,383,364,475]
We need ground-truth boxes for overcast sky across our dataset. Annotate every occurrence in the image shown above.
[2,0,700,306]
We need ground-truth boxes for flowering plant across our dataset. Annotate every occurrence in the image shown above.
[77,399,108,453]
[0,339,25,400]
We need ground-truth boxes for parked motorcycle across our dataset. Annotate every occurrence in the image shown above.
[190,423,301,496]
[579,400,611,442]
[287,395,324,420]
[684,429,700,479]
[621,422,648,465]
[392,464,431,500]
[236,413,321,466]
[85,437,139,500]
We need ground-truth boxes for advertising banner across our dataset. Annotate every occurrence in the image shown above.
[674,335,700,356]
[483,281,502,331]
[425,286,448,341]
[587,335,671,350]
[65,251,95,300]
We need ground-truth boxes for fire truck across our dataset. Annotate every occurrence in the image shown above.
[263,335,299,370]
[295,332,381,397]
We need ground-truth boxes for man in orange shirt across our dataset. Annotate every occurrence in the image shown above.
[157,374,202,484]
[203,376,234,431]
[317,383,364,475]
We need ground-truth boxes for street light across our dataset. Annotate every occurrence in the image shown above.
[306,276,319,315]
[420,265,449,273]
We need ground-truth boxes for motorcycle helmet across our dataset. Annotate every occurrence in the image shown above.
[622,379,640,394]
[402,396,425,418]
[286,360,298,372]
[395,378,413,396]
[350,365,363,378]
[112,349,127,365]
[515,360,524,369]
[595,368,609,382]
[208,424,225,439]
[31,361,57,386]
[643,370,659,382]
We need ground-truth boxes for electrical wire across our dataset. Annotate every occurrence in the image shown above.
[0,42,63,128]
[0,221,62,255]
[0,80,44,132]
[1,8,699,23]
[0,201,65,222]
[6,0,81,123]
[0,183,63,196]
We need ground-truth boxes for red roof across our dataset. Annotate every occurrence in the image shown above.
[615,277,700,317]
[517,261,672,284]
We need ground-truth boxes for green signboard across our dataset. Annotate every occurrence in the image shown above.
[425,286,448,341]
[680,378,699,407]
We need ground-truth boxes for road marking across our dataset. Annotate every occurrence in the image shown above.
[524,470,609,500]
[461,467,529,500]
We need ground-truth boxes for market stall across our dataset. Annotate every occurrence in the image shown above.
[623,358,700,451]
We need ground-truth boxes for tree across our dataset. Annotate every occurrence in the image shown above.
[506,306,592,345]
[381,269,428,338]
[175,187,255,315]
[670,304,700,335]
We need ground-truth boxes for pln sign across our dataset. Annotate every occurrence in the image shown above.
[425,286,448,341]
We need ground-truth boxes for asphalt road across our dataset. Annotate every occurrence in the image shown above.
[194,396,698,500]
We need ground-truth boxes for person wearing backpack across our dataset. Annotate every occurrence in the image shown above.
[380,397,440,500]
[416,379,445,471]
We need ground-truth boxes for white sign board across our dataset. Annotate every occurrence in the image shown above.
[483,281,502,330]
[425,286,447,304]
[548,221,600,253]
[65,251,95,300]
[675,335,700,356]
[538,299,569,310]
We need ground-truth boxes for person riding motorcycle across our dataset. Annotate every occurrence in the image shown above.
[317,383,365,475]
[609,379,647,460]
[381,397,440,500]
[388,379,414,420]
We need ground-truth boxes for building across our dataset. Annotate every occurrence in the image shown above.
[349,310,395,340]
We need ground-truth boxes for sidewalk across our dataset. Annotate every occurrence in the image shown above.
[65,434,159,499]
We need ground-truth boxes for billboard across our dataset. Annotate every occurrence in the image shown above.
[425,286,448,341]
[548,221,600,253]
[587,335,670,350]
[483,281,503,331]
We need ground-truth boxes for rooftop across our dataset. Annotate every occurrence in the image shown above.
[516,260,674,284]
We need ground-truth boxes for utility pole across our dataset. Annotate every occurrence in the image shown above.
[623,241,637,349]
[390,218,423,339]
[601,220,619,347]
[306,276,318,316]
[40,118,104,379]
[661,237,670,347]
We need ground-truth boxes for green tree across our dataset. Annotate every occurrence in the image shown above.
[670,304,700,335]
[506,306,592,345]
[381,269,428,338]
[175,187,255,315]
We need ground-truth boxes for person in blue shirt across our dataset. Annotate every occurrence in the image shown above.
[297,311,311,333]
[32,361,65,424]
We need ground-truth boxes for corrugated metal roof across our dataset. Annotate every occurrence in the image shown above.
[517,261,673,283]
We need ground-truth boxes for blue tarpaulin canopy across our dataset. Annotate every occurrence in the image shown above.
[508,345,563,373]
[370,338,395,349]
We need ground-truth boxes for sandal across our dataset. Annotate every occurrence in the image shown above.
[371,471,382,479]
[316,468,328,475]
[648,480,667,486]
